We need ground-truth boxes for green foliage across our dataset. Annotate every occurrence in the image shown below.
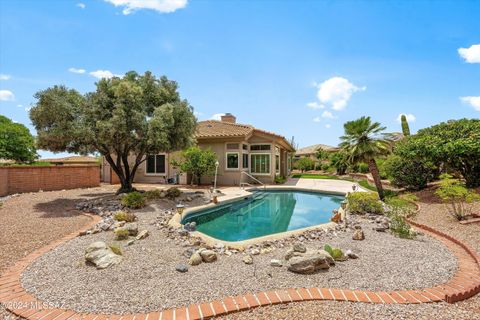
[172,146,217,185]
[323,244,345,261]
[435,174,480,220]
[0,161,51,167]
[144,189,163,201]
[376,158,388,179]
[114,229,130,240]
[351,162,369,173]
[274,175,286,184]
[384,197,416,239]
[400,114,411,136]
[383,154,437,190]
[295,157,315,172]
[113,211,137,222]
[109,244,123,255]
[29,72,197,193]
[329,151,349,175]
[0,115,38,163]
[321,163,330,171]
[340,116,392,199]
[347,192,384,215]
[121,192,146,209]
[323,244,333,255]
[166,187,182,199]
[315,148,329,161]
[395,119,480,188]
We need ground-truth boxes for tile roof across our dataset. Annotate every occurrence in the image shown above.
[41,156,99,163]
[296,144,339,155]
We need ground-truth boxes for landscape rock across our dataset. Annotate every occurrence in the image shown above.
[345,249,359,259]
[251,248,260,255]
[284,249,303,261]
[136,230,149,240]
[124,223,138,236]
[84,241,122,269]
[243,255,253,265]
[352,228,365,240]
[199,249,217,262]
[287,253,331,274]
[175,264,189,273]
[188,252,203,266]
[270,259,283,267]
[293,242,307,253]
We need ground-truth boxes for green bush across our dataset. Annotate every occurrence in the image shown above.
[384,198,416,239]
[330,151,349,175]
[114,228,130,240]
[274,175,286,184]
[384,154,437,190]
[347,192,384,215]
[435,174,480,220]
[321,163,330,171]
[109,244,123,255]
[144,189,163,201]
[121,192,146,209]
[113,211,136,222]
[324,244,346,261]
[294,157,315,172]
[166,187,182,199]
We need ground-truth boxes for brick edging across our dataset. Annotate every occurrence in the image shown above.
[1,210,480,320]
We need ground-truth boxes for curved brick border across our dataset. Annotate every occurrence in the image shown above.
[1,210,480,320]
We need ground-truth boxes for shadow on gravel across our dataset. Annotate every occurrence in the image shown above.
[34,198,87,218]
[79,192,115,198]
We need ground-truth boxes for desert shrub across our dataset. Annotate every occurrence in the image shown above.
[435,174,480,220]
[330,151,349,175]
[353,162,369,174]
[121,192,146,209]
[274,175,286,184]
[347,192,384,215]
[114,228,129,240]
[321,163,330,171]
[384,154,437,190]
[295,157,315,172]
[144,189,163,201]
[384,197,416,239]
[376,159,389,180]
[166,187,182,199]
[113,211,136,222]
[109,244,123,255]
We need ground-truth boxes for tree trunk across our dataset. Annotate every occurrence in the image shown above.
[104,153,136,194]
[368,159,385,200]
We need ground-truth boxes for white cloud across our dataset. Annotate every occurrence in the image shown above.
[396,113,416,123]
[316,77,365,111]
[105,0,188,15]
[321,110,334,119]
[325,124,331,129]
[306,102,324,110]
[460,96,480,111]
[193,111,203,117]
[89,70,121,79]
[0,90,15,101]
[458,44,480,64]
[312,117,321,123]
[17,104,23,108]
[211,113,225,120]
[0,74,11,80]
[68,67,86,74]
[77,3,86,9]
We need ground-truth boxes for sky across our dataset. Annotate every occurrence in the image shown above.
[0,0,479,158]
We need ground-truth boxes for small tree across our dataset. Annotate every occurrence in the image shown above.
[435,174,480,220]
[0,115,38,163]
[330,151,349,175]
[172,146,217,185]
[30,71,196,193]
[295,157,315,173]
[400,114,411,136]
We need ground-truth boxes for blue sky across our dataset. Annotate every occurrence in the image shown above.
[1,0,479,158]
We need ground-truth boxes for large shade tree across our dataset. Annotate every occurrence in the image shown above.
[30,71,197,193]
[0,115,38,163]
[340,116,392,199]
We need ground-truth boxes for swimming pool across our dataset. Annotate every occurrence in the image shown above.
[181,190,344,241]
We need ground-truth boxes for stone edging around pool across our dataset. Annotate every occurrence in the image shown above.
[1,207,480,320]
[168,186,348,248]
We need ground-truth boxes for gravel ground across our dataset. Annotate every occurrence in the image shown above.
[21,205,456,315]
[227,187,480,320]
[0,186,118,320]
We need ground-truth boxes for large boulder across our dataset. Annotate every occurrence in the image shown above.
[287,253,331,274]
[85,241,122,269]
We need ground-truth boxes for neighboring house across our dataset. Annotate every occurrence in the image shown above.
[294,144,339,160]
[102,113,295,186]
[41,156,99,166]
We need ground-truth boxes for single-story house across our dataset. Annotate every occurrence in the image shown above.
[41,156,99,166]
[294,144,339,160]
[102,113,295,186]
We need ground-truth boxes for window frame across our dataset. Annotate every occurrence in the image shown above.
[250,153,271,176]
[144,154,167,176]
[225,152,240,170]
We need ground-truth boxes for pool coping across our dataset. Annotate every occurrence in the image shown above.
[168,186,346,249]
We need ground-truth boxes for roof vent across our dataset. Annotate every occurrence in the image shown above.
[221,113,236,123]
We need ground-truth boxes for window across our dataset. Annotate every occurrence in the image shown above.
[242,144,248,150]
[146,154,166,174]
[243,153,249,168]
[250,144,271,151]
[250,154,270,174]
[275,154,280,174]
[226,152,239,169]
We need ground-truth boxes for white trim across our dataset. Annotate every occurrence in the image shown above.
[144,153,168,176]
[225,152,240,171]
[249,143,273,152]
[249,153,272,176]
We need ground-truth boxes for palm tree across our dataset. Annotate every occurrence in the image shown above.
[340,116,392,199]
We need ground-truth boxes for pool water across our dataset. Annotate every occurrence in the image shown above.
[181,190,344,241]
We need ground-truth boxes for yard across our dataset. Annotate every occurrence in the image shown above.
[0,181,479,319]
